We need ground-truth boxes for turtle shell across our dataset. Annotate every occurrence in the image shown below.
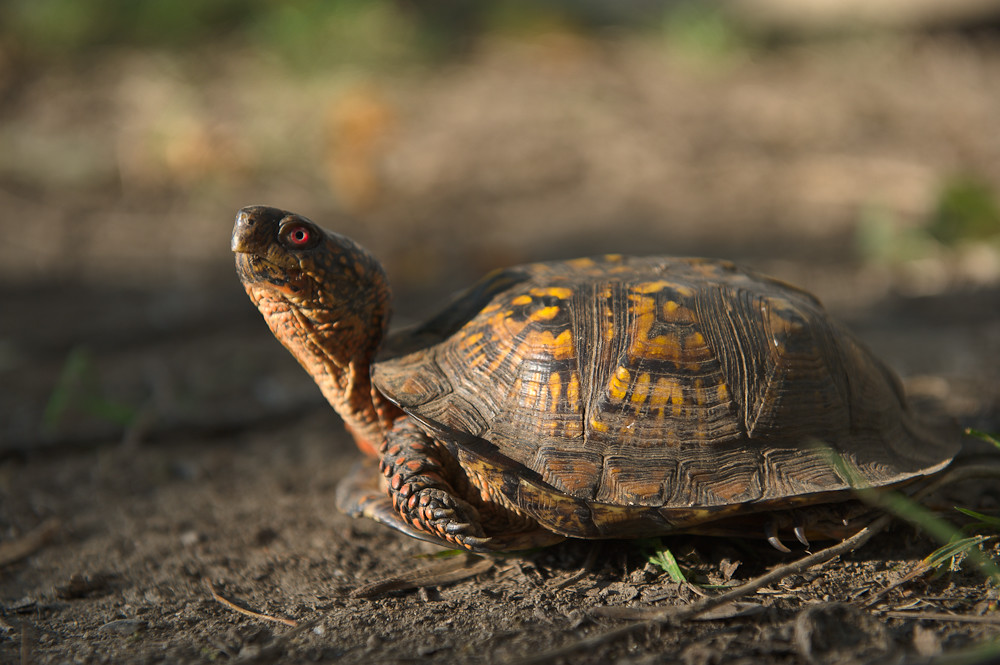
[371,255,958,539]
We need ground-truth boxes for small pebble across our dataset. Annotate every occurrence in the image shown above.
[179,531,201,547]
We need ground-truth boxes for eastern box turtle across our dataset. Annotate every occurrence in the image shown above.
[232,206,958,552]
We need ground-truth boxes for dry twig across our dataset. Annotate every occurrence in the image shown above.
[862,562,932,608]
[204,578,298,627]
[0,519,60,568]
[880,611,1000,625]
[351,554,495,598]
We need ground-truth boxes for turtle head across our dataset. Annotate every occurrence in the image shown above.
[232,205,393,454]
[232,206,386,315]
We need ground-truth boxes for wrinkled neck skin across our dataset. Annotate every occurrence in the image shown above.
[245,278,398,458]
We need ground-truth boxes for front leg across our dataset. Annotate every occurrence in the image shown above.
[380,419,491,551]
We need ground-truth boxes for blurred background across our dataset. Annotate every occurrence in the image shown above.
[1,0,999,454]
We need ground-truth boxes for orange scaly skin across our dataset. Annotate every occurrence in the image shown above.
[232,206,399,456]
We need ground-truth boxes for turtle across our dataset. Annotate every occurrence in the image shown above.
[232,205,959,553]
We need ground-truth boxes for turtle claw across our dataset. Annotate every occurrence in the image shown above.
[456,534,493,552]
[793,523,810,548]
[765,518,792,553]
[445,521,473,535]
[432,508,454,520]
[767,534,791,553]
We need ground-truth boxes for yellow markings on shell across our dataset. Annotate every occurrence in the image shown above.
[590,418,609,433]
[630,300,683,361]
[687,331,706,347]
[608,366,631,401]
[717,382,730,403]
[524,329,574,360]
[548,372,562,404]
[459,331,484,349]
[522,371,543,409]
[649,377,674,409]
[603,316,615,343]
[648,377,685,419]
[531,306,560,321]
[467,351,489,369]
[596,284,615,343]
[662,299,696,325]
[636,332,683,360]
[670,381,685,416]
[603,254,623,262]
[631,372,651,404]
[683,331,713,365]
[552,329,574,356]
[480,302,502,314]
[634,281,669,295]
[566,257,595,268]
[693,378,705,406]
[511,294,533,306]
[529,286,573,300]
[567,372,580,406]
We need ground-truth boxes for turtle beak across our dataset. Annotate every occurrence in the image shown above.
[232,205,290,254]
[231,213,248,253]
[232,207,259,254]
[232,206,278,286]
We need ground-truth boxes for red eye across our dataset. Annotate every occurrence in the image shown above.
[285,225,312,247]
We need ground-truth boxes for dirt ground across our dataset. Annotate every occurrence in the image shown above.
[1,27,1000,664]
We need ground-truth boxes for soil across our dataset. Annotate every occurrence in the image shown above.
[1,30,999,664]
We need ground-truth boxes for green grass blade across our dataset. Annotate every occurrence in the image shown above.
[42,347,92,429]
[922,535,992,569]
[648,546,688,583]
[966,428,1000,450]
[954,507,1000,531]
